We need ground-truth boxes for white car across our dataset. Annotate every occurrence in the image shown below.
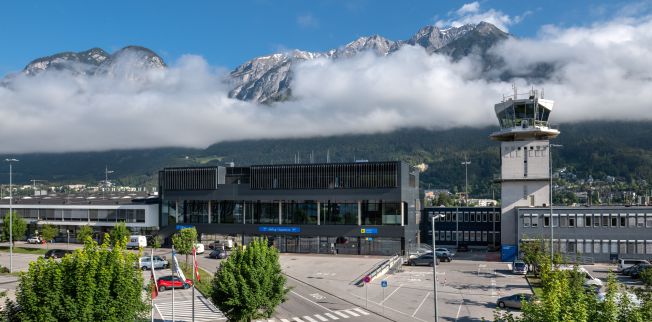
[27,236,42,244]
[557,265,603,288]
[435,248,455,257]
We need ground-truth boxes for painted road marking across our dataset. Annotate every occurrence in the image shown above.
[334,311,349,318]
[281,319,291,322]
[380,284,403,304]
[353,308,369,315]
[343,309,359,317]
[292,317,305,322]
[324,313,339,320]
[303,316,318,322]
[412,292,430,317]
[291,291,334,312]
[314,314,329,321]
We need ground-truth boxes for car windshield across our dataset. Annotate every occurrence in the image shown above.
[514,262,526,268]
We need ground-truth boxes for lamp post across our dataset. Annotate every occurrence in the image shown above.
[461,160,471,205]
[5,158,19,273]
[431,213,445,322]
[549,144,562,263]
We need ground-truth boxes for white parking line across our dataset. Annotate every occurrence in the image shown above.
[379,284,403,304]
[314,314,329,321]
[455,300,463,321]
[412,292,430,317]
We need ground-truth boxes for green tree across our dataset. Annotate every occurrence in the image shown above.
[151,235,162,249]
[110,222,130,247]
[2,212,27,244]
[7,235,147,322]
[172,227,197,264]
[211,238,288,322]
[40,225,58,250]
[76,225,93,244]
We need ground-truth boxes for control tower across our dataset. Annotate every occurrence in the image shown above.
[490,87,559,250]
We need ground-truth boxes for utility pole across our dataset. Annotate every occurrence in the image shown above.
[549,144,562,262]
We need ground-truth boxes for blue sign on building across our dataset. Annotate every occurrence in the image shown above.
[176,225,194,230]
[360,228,378,234]
[259,226,301,233]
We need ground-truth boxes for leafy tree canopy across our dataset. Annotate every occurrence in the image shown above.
[211,238,288,322]
[2,211,27,244]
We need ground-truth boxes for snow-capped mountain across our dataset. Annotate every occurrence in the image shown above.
[230,21,509,103]
[11,22,508,103]
[22,46,166,76]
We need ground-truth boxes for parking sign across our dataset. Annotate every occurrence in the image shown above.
[381,280,388,288]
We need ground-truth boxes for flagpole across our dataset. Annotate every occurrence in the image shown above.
[172,245,175,322]
[192,246,196,322]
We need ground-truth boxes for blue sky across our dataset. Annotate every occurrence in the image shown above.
[0,0,647,75]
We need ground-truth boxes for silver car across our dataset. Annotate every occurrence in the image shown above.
[497,293,534,309]
[138,256,169,270]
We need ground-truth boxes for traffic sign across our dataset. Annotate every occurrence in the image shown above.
[381,280,388,288]
[363,275,371,283]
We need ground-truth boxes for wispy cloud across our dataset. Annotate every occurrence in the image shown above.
[297,13,319,28]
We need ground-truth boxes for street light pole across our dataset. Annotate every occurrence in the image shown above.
[549,144,562,263]
[461,160,471,205]
[5,158,19,273]
[431,213,444,322]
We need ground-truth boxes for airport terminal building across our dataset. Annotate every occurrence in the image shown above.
[157,161,421,255]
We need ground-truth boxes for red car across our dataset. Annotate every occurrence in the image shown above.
[157,275,193,292]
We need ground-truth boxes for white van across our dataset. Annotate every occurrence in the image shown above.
[127,235,147,249]
[617,259,650,272]
[195,243,205,254]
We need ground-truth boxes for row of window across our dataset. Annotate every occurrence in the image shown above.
[164,200,405,226]
[428,211,500,223]
[1,208,146,223]
[433,230,500,243]
[524,239,652,255]
[523,213,652,228]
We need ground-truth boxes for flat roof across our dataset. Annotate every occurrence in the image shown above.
[0,192,158,206]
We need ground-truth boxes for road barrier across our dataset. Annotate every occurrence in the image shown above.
[353,255,403,287]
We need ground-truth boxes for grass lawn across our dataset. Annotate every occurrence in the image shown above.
[0,245,48,255]
[526,274,544,297]
[180,262,213,298]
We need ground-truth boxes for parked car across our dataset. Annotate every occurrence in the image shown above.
[126,235,147,249]
[617,259,650,273]
[195,243,205,254]
[138,256,169,270]
[622,263,646,276]
[44,249,73,259]
[436,253,453,262]
[408,247,433,259]
[407,252,440,266]
[630,264,652,279]
[597,291,642,307]
[156,275,193,292]
[209,239,234,250]
[209,249,228,259]
[497,293,534,309]
[512,260,528,275]
[27,236,42,244]
[557,266,603,288]
[456,244,469,252]
[435,248,454,257]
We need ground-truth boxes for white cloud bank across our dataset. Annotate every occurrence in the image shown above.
[1,12,652,153]
[435,1,527,32]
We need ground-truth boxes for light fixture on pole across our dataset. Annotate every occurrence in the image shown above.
[461,160,471,205]
[549,144,562,263]
[5,158,19,273]
[431,213,445,322]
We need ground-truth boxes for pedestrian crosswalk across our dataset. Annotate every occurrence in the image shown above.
[155,297,226,322]
[254,307,370,322]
